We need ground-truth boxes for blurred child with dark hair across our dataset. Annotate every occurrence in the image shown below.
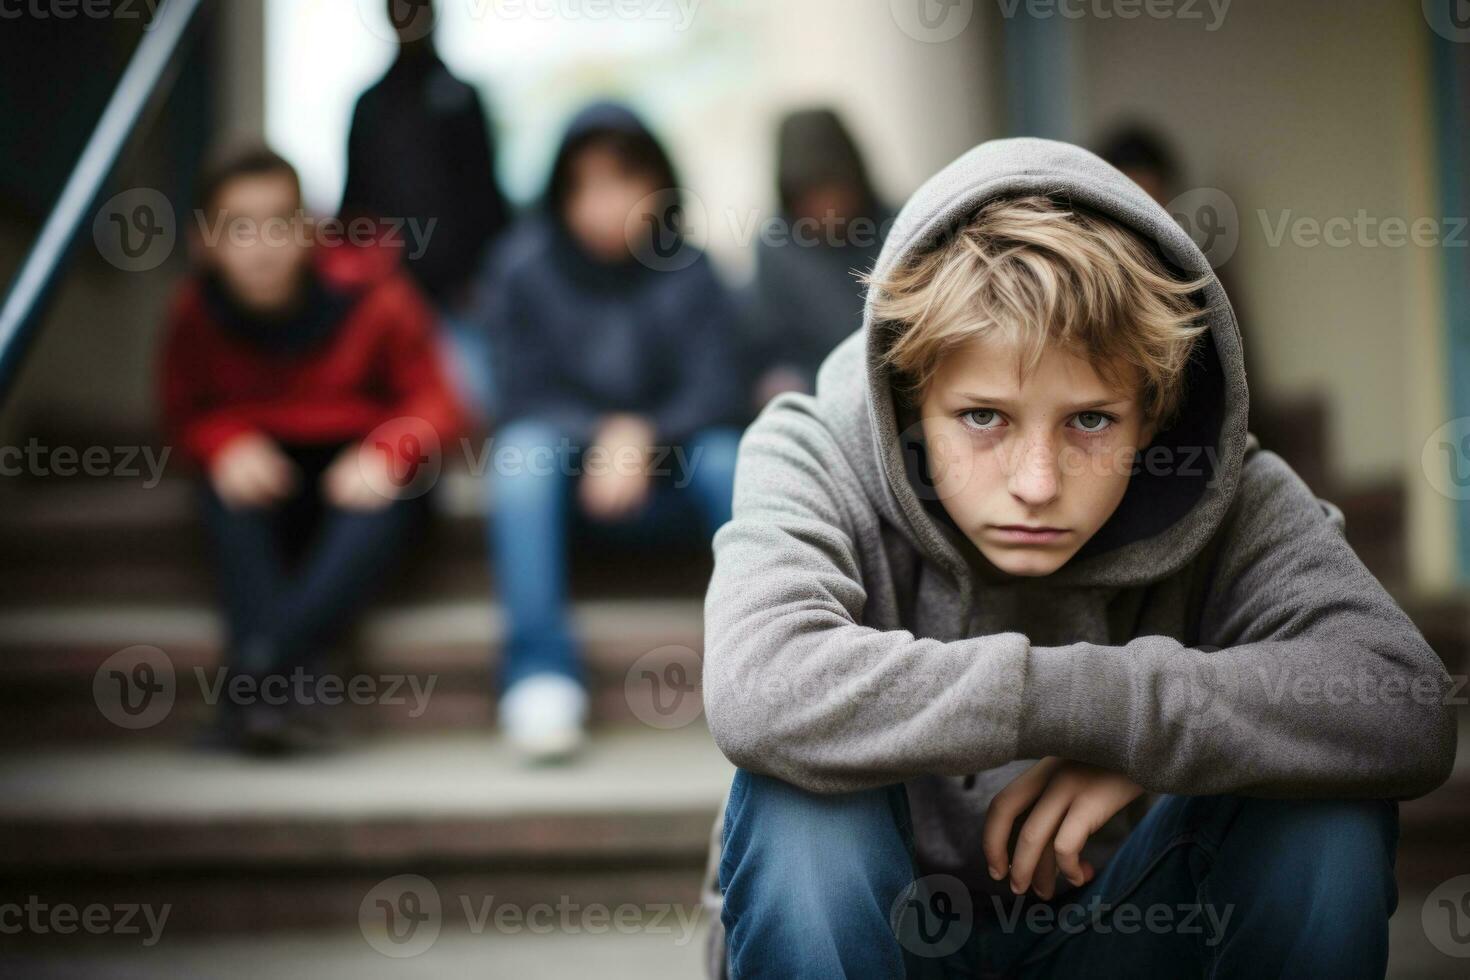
[160,145,463,754]
[474,102,744,762]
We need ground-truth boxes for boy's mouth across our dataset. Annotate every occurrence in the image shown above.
[987,525,1070,544]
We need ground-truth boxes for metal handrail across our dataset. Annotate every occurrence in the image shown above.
[0,0,208,405]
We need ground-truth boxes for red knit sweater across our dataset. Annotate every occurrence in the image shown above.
[160,260,464,467]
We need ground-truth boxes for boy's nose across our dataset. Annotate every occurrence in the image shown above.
[1006,438,1061,507]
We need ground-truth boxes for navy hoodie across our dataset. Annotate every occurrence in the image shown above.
[474,102,744,445]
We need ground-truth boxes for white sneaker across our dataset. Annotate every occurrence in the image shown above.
[499,674,588,763]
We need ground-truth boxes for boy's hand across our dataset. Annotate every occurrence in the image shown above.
[579,414,655,522]
[323,444,396,512]
[209,433,296,510]
[982,758,1144,900]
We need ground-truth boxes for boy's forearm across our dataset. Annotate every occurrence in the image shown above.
[703,608,1034,794]
[1017,454,1458,801]
[1014,633,1457,801]
[710,616,1455,802]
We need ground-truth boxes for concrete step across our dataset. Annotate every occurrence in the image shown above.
[0,473,712,606]
[0,735,1465,974]
[0,925,715,980]
[0,599,707,744]
[0,727,732,937]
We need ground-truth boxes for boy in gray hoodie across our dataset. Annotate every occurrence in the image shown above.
[701,138,1457,978]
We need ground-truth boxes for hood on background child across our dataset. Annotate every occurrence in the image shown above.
[476,101,745,447]
[742,108,894,396]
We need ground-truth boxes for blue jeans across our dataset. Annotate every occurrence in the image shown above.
[441,307,495,422]
[718,769,1399,979]
[486,418,740,689]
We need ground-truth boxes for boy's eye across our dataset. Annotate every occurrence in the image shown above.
[1072,411,1114,434]
[960,409,1002,431]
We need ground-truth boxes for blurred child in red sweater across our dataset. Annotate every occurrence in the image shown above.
[160,145,462,754]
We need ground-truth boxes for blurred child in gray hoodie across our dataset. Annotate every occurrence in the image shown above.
[701,138,1456,978]
[741,108,891,411]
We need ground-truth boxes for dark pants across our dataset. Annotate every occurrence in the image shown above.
[718,769,1400,979]
[198,443,423,704]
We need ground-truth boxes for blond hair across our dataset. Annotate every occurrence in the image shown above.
[868,195,1212,428]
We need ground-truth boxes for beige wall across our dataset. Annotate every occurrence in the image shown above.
[1075,0,1456,589]
[214,0,267,144]
[665,0,996,279]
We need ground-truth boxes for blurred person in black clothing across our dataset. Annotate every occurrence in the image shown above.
[342,0,511,418]
[740,108,892,413]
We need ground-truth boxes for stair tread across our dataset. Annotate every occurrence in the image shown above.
[0,926,712,979]
[0,600,709,744]
[0,727,727,822]
[0,469,488,529]
[0,728,731,872]
[0,597,702,661]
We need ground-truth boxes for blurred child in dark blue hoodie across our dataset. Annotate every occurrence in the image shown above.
[474,102,744,761]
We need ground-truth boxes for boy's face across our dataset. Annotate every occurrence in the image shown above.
[198,171,311,314]
[918,333,1158,577]
[563,143,662,264]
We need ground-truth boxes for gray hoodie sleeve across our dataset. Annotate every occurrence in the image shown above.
[704,404,1457,801]
[703,400,1034,791]
[1016,450,1458,801]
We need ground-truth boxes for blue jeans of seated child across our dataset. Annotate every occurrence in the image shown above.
[441,306,495,423]
[718,769,1399,979]
[486,418,741,690]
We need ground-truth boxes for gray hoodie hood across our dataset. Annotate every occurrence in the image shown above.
[844,137,1251,590]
